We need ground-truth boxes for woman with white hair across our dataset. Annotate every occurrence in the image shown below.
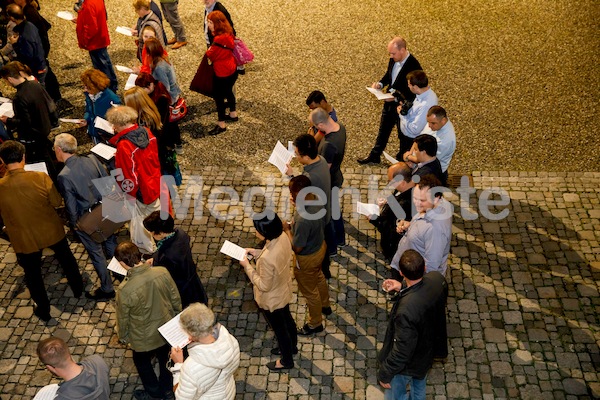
[169,303,240,399]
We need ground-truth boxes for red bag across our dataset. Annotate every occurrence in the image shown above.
[169,97,188,122]
[189,54,214,98]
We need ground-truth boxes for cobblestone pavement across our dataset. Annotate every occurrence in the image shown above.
[0,168,599,399]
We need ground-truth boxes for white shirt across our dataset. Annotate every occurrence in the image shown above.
[422,119,456,172]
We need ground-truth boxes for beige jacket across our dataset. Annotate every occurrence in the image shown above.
[243,233,293,312]
[0,169,65,254]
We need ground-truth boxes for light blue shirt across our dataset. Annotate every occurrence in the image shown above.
[391,198,452,275]
[399,88,438,138]
[387,52,410,94]
[421,119,456,173]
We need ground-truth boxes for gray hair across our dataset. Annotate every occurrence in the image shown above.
[179,303,215,339]
[105,106,138,128]
[54,133,77,154]
[309,107,329,126]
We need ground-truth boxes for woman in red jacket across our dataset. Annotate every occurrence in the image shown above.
[205,10,238,136]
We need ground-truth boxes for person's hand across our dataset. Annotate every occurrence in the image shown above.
[78,120,88,127]
[382,279,402,293]
[285,163,293,177]
[396,103,405,113]
[239,252,250,268]
[0,115,8,123]
[282,220,292,232]
[379,381,391,389]
[246,248,259,258]
[371,82,382,89]
[145,258,153,265]
[170,347,184,363]
[396,220,410,234]
[132,66,141,74]
[71,17,78,24]
[131,28,138,36]
[377,197,387,207]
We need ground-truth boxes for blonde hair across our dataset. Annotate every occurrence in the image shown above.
[124,86,162,131]
[179,303,216,339]
[133,0,150,11]
[106,106,138,128]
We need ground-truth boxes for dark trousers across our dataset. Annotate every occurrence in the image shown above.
[441,170,449,187]
[89,47,118,93]
[214,71,238,121]
[396,131,415,161]
[16,237,83,314]
[132,343,173,398]
[76,230,117,293]
[44,61,62,101]
[370,102,399,157]
[263,305,298,366]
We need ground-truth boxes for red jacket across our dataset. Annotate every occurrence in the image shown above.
[109,124,162,204]
[76,0,111,51]
[206,33,236,77]
[140,46,169,75]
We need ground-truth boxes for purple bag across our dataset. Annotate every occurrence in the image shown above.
[233,38,254,66]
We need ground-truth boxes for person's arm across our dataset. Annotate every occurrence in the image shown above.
[56,175,79,227]
[114,144,139,198]
[174,363,199,399]
[240,251,276,293]
[378,312,419,385]
[400,103,430,138]
[76,2,99,50]
[45,175,64,209]
[167,273,182,313]
[115,292,130,344]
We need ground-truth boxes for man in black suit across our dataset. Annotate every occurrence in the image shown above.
[358,37,422,164]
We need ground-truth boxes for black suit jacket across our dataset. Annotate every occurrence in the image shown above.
[206,2,236,44]
[380,54,422,102]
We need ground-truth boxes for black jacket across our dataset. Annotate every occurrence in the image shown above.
[380,54,422,102]
[206,2,236,45]
[370,190,412,261]
[12,20,46,73]
[153,228,208,308]
[378,271,448,383]
[23,4,52,57]
[7,80,52,143]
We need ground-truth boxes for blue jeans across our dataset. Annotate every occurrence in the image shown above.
[384,374,427,400]
[76,230,117,293]
[89,47,118,93]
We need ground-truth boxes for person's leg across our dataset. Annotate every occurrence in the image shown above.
[76,230,114,293]
[385,374,410,400]
[332,216,346,247]
[104,234,118,260]
[16,251,50,315]
[295,253,324,328]
[409,375,427,400]
[324,221,336,257]
[263,307,295,366]
[132,349,162,398]
[396,132,414,161]
[43,62,62,101]
[89,48,118,93]
[224,72,238,115]
[213,76,227,123]
[368,103,398,159]
[161,2,186,42]
[282,305,298,352]
[155,343,174,396]
[49,237,83,297]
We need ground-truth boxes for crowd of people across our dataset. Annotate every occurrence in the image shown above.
[0,0,458,398]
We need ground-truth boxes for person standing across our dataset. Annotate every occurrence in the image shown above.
[0,141,83,322]
[6,4,46,84]
[115,241,181,400]
[203,0,235,46]
[80,68,121,144]
[379,249,448,399]
[159,0,187,49]
[74,0,118,93]
[53,133,117,301]
[358,37,422,164]
[133,0,166,61]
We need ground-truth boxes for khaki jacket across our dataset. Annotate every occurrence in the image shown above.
[243,234,293,312]
[0,169,65,254]
[116,265,182,352]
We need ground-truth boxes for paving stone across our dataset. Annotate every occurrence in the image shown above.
[511,350,533,365]
[562,193,580,202]
[334,376,354,393]
[312,360,333,376]
[491,361,513,376]
[577,284,598,297]
[447,382,469,397]
[289,378,310,395]
[366,385,384,400]
[502,311,523,325]
[519,385,543,400]
[527,253,547,264]
[458,299,478,313]
[528,329,550,342]
[484,328,506,343]
[537,287,556,298]
[0,360,17,375]
[13,307,33,319]
[325,334,346,350]
[562,378,587,395]
[0,328,14,342]
[571,329,595,344]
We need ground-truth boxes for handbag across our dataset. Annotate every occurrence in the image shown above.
[189,54,214,97]
[169,97,188,122]
[233,38,254,66]
[76,200,126,243]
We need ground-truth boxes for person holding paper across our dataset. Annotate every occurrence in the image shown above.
[75,0,118,92]
[205,10,238,135]
[133,0,166,61]
[6,4,47,84]
[358,37,422,165]
[170,303,240,399]
[54,133,118,301]
[0,141,84,322]
[305,90,338,144]
[114,241,181,400]
[284,175,331,336]
[81,68,121,144]
[36,336,111,399]
[238,214,297,371]
[143,211,208,308]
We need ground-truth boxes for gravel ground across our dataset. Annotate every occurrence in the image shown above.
[8,0,599,173]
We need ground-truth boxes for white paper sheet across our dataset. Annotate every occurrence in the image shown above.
[268,141,294,175]
[91,143,117,160]
[107,257,128,276]
[116,26,134,36]
[56,11,75,21]
[357,201,380,217]
[287,140,295,156]
[116,65,134,73]
[94,116,114,134]
[124,74,138,90]
[158,313,191,349]
[366,87,395,100]
[220,240,246,261]
[0,96,10,103]
[0,102,14,118]
[383,151,399,164]
[59,118,84,124]
[24,162,49,175]
[33,384,59,400]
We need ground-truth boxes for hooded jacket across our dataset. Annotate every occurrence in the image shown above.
[109,124,161,204]
[175,324,240,399]
[56,355,110,400]
[76,0,111,51]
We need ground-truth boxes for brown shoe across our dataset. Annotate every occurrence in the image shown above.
[167,37,177,45]
[171,41,188,50]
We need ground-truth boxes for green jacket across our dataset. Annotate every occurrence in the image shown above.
[116,264,182,352]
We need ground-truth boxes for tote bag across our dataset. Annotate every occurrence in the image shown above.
[189,54,214,98]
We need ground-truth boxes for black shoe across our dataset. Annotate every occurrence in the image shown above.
[357,155,380,164]
[322,307,333,316]
[266,360,294,371]
[33,307,52,322]
[85,289,116,301]
[133,389,162,400]
[297,323,324,336]
[271,347,298,355]
[237,68,246,75]
[224,115,238,122]
[72,288,83,298]
[208,125,227,136]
